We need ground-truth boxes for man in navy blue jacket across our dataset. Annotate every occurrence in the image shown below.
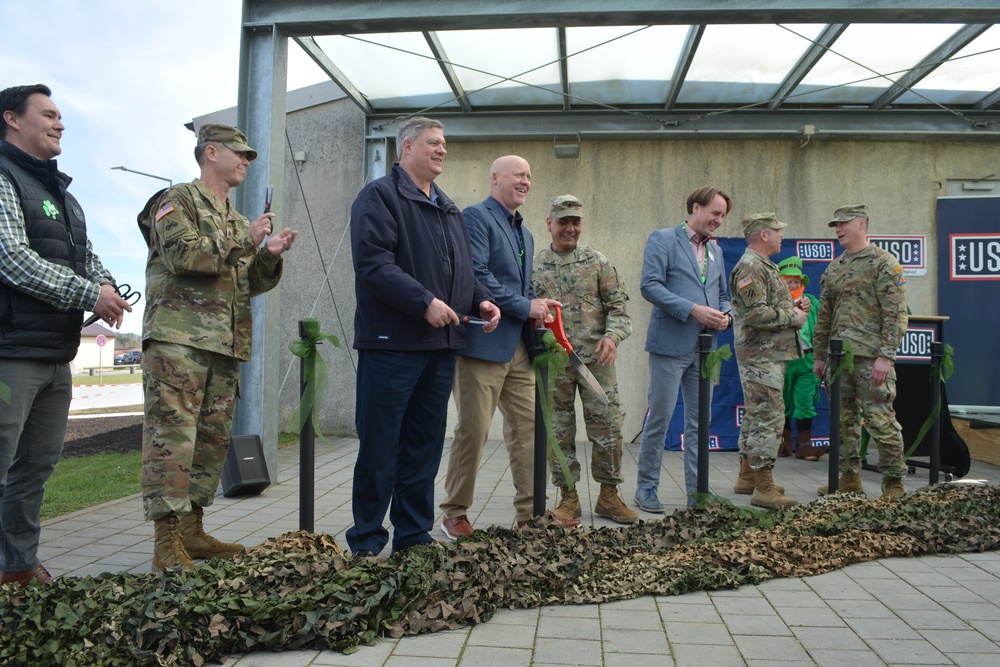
[348,117,499,557]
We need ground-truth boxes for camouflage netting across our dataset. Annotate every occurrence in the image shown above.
[2,484,999,666]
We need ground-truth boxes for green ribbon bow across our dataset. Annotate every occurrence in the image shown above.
[288,319,340,438]
[701,344,732,384]
[531,330,575,491]
[892,343,955,483]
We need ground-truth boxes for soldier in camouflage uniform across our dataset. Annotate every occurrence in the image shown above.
[532,195,637,524]
[812,205,908,500]
[138,124,298,571]
[730,213,809,508]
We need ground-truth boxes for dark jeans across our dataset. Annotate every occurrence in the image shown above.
[347,349,456,554]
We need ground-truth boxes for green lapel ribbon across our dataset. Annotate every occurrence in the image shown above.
[701,344,732,384]
[531,330,575,491]
[892,343,955,483]
[288,319,341,438]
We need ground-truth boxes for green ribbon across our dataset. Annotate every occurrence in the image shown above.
[531,330,575,491]
[701,344,732,384]
[890,343,955,485]
[288,319,341,438]
[0,380,8,404]
[822,340,857,475]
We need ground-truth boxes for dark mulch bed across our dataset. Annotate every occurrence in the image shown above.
[63,415,142,458]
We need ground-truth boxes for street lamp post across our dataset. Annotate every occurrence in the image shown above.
[110,166,172,186]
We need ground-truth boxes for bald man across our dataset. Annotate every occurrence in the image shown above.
[440,156,570,537]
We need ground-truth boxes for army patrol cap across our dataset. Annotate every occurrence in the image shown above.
[197,123,258,161]
[829,204,868,227]
[778,255,809,287]
[742,212,787,235]
[549,194,584,219]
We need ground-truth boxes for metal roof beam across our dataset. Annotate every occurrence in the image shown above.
[365,109,1000,143]
[872,23,993,109]
[246,1,1000,35]
[423,31,472,112]
[975,87,1000,110]
[558,27,571,111]
[292,36,373,114]
[665,25,703,110]
[768,23,847,110]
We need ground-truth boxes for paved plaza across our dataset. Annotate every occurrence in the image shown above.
[39,437,1000,666]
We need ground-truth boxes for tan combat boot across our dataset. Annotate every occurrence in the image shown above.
[818,470,864,496]
[750,466,798,509]
[734,456,784,495]
[595,484,639,524]
[178,506,244,560]
[552,487,582,522]
[152,515,195,572]
[881,477,905,501]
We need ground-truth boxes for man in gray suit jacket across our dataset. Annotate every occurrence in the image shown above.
[635,186,733,510]
[440,155,565,537]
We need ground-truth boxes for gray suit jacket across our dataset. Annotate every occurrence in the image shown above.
[641,224,731,357]
[461,196,536,363]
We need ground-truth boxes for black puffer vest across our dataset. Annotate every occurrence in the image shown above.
[0,141,88,362]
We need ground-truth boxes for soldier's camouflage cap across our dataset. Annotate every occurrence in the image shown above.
[197,123,258,161]
[742,212,787,235]
[828,204,868,226]
[778,255,809,287]
[549,194,584,219]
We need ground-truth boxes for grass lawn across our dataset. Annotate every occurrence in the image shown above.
[73,372,142,385]
[41,451,142,520]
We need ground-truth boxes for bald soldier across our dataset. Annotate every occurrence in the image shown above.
[813,205,908,499]
[729,213,808,508]
[138,124,297,571]
[440,155,569,537]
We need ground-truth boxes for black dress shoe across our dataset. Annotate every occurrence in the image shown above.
[351,549,376,559]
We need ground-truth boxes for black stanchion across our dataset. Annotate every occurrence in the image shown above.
[827,338,844,494]
[298,321,315,533]
[929,341,943,485]
[696,333,712,498]
[532,327,548,518]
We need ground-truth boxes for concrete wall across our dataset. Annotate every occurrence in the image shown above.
[275,99,998,441]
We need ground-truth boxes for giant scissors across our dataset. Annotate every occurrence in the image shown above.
[82,283,142,328]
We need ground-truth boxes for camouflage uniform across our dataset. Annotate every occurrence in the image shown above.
[138,178,283,521]
[730,246,803,470]
[813,243,908,478]
[532,244,630,487]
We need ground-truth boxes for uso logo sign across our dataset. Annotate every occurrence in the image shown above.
[897,326,936,362]
[795,240,834,262]
[950,233,1000,280]
[869,235,926,276]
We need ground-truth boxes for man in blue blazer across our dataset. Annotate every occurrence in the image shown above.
[440,155,565,537]
[635,186,734,510]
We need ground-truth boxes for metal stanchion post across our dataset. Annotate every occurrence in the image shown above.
[827,338,843,494]
[532,327,548,518]
[929,341,943,485]
[696,333,712,499]
[298,321,315,533]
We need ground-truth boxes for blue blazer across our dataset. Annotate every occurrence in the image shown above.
[641,224,731,357]
[461,197,536,363]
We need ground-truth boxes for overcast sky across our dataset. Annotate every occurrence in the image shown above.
[3,1,324,334]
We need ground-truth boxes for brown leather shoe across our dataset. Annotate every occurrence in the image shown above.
[517,510,581,528]
[441,515,474,540]
[0,564,53,587]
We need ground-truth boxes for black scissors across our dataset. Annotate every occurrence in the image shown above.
[82,283,142,328]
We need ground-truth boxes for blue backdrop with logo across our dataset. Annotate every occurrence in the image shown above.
[660,237,835,452]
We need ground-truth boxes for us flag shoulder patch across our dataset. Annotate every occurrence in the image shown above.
[737,276,753,289]
[154,202,175,222]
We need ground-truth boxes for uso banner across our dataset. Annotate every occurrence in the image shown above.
[662,238,833,452]
[936,197,1000,407]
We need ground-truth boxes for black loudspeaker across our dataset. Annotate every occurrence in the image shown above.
[221,435,271,497]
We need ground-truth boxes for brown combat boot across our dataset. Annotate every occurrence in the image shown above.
[178,506,244,560]
[595,484,639,524]
[818,470,864,496]
[881,477,905,501]
[734,456,785,495]
[152,515,195,572]
[778,428,793,457]
[750,466,798,509]
[794,430,828,461]
[552,487,582,521]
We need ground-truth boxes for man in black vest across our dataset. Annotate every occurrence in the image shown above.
[0,84,131,587]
